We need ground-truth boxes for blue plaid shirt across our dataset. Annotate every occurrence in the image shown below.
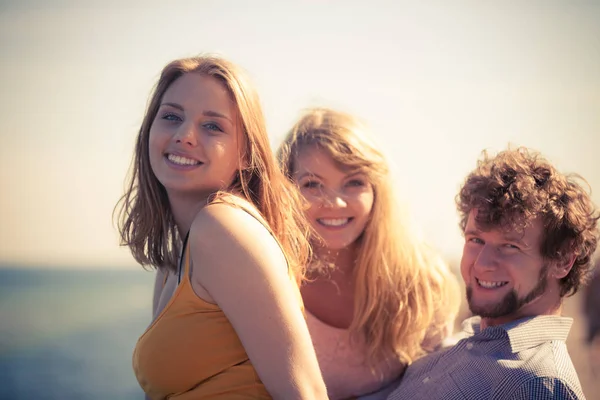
[386,315,585,400]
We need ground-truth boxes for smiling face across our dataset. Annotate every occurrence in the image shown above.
[460,210,564,327]
[293,146,374,252]
[148,72,242,198]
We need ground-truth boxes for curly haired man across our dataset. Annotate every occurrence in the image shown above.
[378,147,599,400]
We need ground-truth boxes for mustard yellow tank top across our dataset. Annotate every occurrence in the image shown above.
[132,210,274,399]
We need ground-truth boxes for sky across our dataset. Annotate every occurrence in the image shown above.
[0,0,598,269]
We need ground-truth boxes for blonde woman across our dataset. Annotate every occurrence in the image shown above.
[115,56,327,399]
[278,108,460,399]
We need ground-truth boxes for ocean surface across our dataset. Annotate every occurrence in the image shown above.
[0,267,155,400]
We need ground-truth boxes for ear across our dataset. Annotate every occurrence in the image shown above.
[551,254,577,279]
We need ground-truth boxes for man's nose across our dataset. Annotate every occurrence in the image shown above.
[473,244,499,272]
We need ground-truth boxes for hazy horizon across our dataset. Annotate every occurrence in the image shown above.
[1,0,599,269]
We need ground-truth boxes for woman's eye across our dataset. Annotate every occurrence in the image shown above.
[504,244,521,250]
[161,112,181,122]
[302,181,321,189]
[203,122,222,132]
[347,179,365,187]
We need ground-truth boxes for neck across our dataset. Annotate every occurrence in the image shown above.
[312,244,357,275]
[168,191,213,237]
[480,294,564,330]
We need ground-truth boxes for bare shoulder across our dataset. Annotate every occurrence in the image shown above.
[189,200,288,287]
[191,200,273,246]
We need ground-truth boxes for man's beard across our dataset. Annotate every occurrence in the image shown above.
[466,264,549,319]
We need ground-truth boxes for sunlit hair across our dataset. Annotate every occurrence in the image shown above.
[420,248,462,351]
[457,147,600,296]
[277,107,458,366]
[115,55,311,284]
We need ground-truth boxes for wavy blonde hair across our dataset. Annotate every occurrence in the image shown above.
[278,107,459,366]
[420,247,462,351]
[115,55,311,284]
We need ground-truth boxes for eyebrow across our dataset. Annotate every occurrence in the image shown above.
[345,171,365,179]
[203,109,233,123]
[296,171,364,181]
[502,234,527,245]
[464,228,527,245]
[160,102,233,124]
[297,172,323,180]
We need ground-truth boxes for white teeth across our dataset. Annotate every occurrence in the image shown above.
[477,279,508,289]
[167,154,200,166]
[318,218,350,227]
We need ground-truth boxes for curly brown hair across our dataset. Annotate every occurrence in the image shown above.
[456,147,599,297]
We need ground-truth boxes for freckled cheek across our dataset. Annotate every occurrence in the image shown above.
[304,201,321,221]
[296,201,322,231]
[298,190,322,208]
[205,137,226,153]
[353,192,375,216]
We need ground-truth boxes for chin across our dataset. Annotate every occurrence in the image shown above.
[320,239,355,251]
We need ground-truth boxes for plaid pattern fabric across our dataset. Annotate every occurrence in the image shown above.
[386,315,585,400]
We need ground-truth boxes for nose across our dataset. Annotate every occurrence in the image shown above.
[173,121,198,146]
[473,244,499,272]
[322,189,347,209]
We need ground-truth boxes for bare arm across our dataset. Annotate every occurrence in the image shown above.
[190,204,328,400]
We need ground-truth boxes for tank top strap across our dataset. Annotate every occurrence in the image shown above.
[177,231,191,285]
[177,195,291,284]
[162,268,169,288]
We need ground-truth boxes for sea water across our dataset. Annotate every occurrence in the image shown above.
[0,267,154,399]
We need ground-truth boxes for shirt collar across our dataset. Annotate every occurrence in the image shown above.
[461,315,573,353]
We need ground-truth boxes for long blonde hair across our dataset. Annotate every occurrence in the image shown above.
[278,108,458,366]
[115,55,311,284]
